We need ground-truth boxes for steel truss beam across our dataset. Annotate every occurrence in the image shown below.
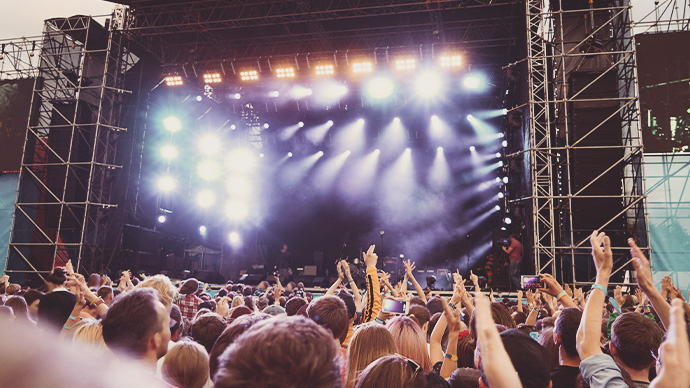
[0,37,42,80]
[522,0,650,285]
[5,11,138,278]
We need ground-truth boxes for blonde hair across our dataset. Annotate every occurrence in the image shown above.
[345,322,398,388]
[355,354,422,388]
[72,320,108,352]
[386,315,432,373]
[231,295,244,309]
[162,340,210,388]
[137,275,175,310]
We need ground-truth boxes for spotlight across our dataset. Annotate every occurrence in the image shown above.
[374,149,381,154]
[352,61,373,74]
[393,117,400,123]
[502,177,509,184]
[499,133,505,138]
[440,55,462,68]
[263,123,270,129]
[344,150,351,156]
[326,120,334,127]
[466,114,474,121]
[315,64,335,76]
[502,108,509,115]
[290,86,313,98]
[414,71,442,99]
[157,176,176,192]
[230,124,237,130]
[227,149,257,172]
[163,116,182,132]
[160,144,178,160]
[225,201,249,221]
[164,75,183,86]
[228,231,241,244]
[269,91,280,98]
[198,161,219,181]
[502,140,508,147]
[226,176,252,197]
[317,151,324,156]
[405,148,411,153]
[498,192,505,199]
[495,205,501,211]
[275,67,295,78]
[240,70,259,81]
[157,215,167,223]
[234,93,241,100]
[199,225,207,235]
[496,152,502,158]
[504,217,512,225]
[437,146,443,152]
[198,134,221,155]
[298,121,305,128]
[195,95,203,102]
[357,118,365,125]
[463,74,484,90]
[202,73,222,84]
[469,145,476,152]
[395,58,416,71]
[498,161,504,167]
[196,189,216,208]
[259,153,265,158]
[366,77,394,99]
[431,115,439,122]
[287,152,293,158]
[495,177,502,183]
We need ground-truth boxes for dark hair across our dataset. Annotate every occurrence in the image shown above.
[428,312,449,350]
[611,312,664,370]
[426,297,444,316]
[512,311,527,325]
[336,290,356,320]
[243,296,254,311]
[97,286,113,301]
[214,316,341,388]
[470,302,517,340]
[229,306,252,320]
[22,289,44,307]
[87,273,101,289]
[285,297,307,316]
[191,313,227,353]
[101,288,163,356]
[554,307,582,358]
[538,327,559,373]
[170,304,182,338]
[4,296,32,322]
[209,313,271,377]
[456,335,475,369]
[408,305,431,330]
[307,295,349,341]
[46,267,68,286]
[217,288,228,298]
[199,301,214,312]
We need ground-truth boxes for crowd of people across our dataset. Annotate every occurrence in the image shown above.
[0,232,689,388]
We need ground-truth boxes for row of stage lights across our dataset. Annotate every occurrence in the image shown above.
[165,54,465,87]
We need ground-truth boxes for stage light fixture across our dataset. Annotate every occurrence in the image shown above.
[157,176,176,192]
[226,176,252,197]
[344,150,351,156]
[259,153,265,158]
[287,152,293,158]
[227,149,257,172]
[405,148,411,153]
[502,108,509,115]
[504,217,512,225]
[498,192,505,199]
[225,201,249,221]
[502,140,508,148]
[196,189,216,208]
[440,55,462,68]
[366,77,394,99]
[298,121,305,128]
[234,93,241,100]
[275,67,295,78]
[496,152,502,158]
[160,144,178,161]
[269,91,280,98]
[157,215,167,223]
[415,71,442,99]
[352,61,373,74]
[203,73,222,84]
[228,231,241,244]
[466,114,474,121]
[374,149,381,154]
[195,95,203,102]
[198,134,221,155]
[495,205,501,211]
[395,58,416,71]
[263,123,270,129]
[463,74,484,90]
[437,146,443,152]
[498,161,504,167]
[495,177,502,183]
[503,177,509,183]
[357,118,365,125]
[290,86,313,98]
[431,115,439,122]
[198,161,220,181]
[163,116,182,132]
[240,70,259,81]
[164,75,183,86]
[317,151,324,156]
[315,64,335,76]
[499,133,505,138]
[230,124,237,130]
[326,120,334,127]
[393,117,400,123]
[199,225,207,235]
[469,145,476,152]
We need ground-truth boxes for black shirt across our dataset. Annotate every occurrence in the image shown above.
[550,365,580,388]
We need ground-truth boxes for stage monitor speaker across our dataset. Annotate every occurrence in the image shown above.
[304,265,317,276]
[238,274,264,285]
[196,270,225,284]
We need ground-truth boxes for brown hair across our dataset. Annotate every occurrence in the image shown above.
[386,315,432,373]
[4,296,33,323]
[285,297,307,316]
[162,340,210,388]
[408,305,430,331]
[46,267,68,286]
[209,313,271,377]
[611,312,664,370]
[190,313,227,353]
[470,302,516,341]
[179,278,199,295]
[537,327,559,373]
[214,316,341,388]
[5,284,21,295]
[306,295,349,341]
[554,307,582,358]
[101,288,163,356]
[456,335,475,368]
[345,323,398,388]
[354,354,426,388]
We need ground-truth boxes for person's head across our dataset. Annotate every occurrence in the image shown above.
[169,304,183,341]
[209,313,271,377]
[0,305,15,324]
[101,288,171,362]
[336,290,356,321]
[478,329,550,388]
[537,327,559,373]
[257,281,270,290]
[449,367,482,388]
[386,315,432,373]
[470,302,516,341]
[179,278,199,295]
[610,312,664,372]
[190,313,227,353]
[230,295,244,308]
[45,267,68,288]
[72,320,108,351]
[553,307,582,360]
[408,305,431,333]
[285,297,307,316]
[456,334,475,368]
[306,294,349,342]
[354,354,427,388]
[136,275,175,311]
[4,296,33,323]
[87,273,101,289]
[345,322,398,388]
[512,311,528,325]
[97,286,114,306]
[214,316,342,388]
[21,289,43,318]
[162,340,210,388]
[5,283,21,295]
[426,297,444,316]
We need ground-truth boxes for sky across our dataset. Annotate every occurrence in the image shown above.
[0,0,672,40]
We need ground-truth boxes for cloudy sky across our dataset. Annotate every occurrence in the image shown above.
[0,0,668,41]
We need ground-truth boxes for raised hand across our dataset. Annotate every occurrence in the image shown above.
[574,287,585,306]
[404,259,416,276]
[65,259,74,275]
[363,244,378,267]
[470,270,478,286]
[538,273,565,297]
[526,289,535,306]
[662,276,673,298]
[629,238,655,292]
[590,231,613,276]
[614,286,625,306]
[650,300,690,388]
[564,283,573,298]
[340,260,351,277]
[217,296,230,318]
[336,261,344,280]
[0,274,9,284]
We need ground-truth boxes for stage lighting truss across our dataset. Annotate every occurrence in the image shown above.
[315,64,335,76]
[203,72,222,84]
[165,75,183,86]
[395,58,416,71]
[440,55,462,68]
[240,70,259,81]
[352,61,373,74]
[275,67,295,78]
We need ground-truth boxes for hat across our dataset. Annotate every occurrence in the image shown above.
[263,305,287,316]
[480,329,550,388]
[179,278,199,295]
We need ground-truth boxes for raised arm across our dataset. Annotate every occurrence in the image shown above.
[404,260,427,303]
[326,261,344,295]
[340,260,362,313]
[629,238,671,329]
[362,245,381,323]
[538,273,578,309]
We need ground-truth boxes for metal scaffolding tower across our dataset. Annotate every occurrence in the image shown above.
[521,0,650,284]
[5,11,139,279]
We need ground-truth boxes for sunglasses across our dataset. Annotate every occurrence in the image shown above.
[396,354,422,380]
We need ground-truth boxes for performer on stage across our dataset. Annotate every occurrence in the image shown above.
[275,244,292,278]
[502,234,523,290]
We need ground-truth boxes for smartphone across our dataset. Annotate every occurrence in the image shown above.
[382,298,410,315]
[521,275,544,289]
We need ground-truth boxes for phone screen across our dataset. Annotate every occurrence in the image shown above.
[521,276,544,289]
[382,298,408,314]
